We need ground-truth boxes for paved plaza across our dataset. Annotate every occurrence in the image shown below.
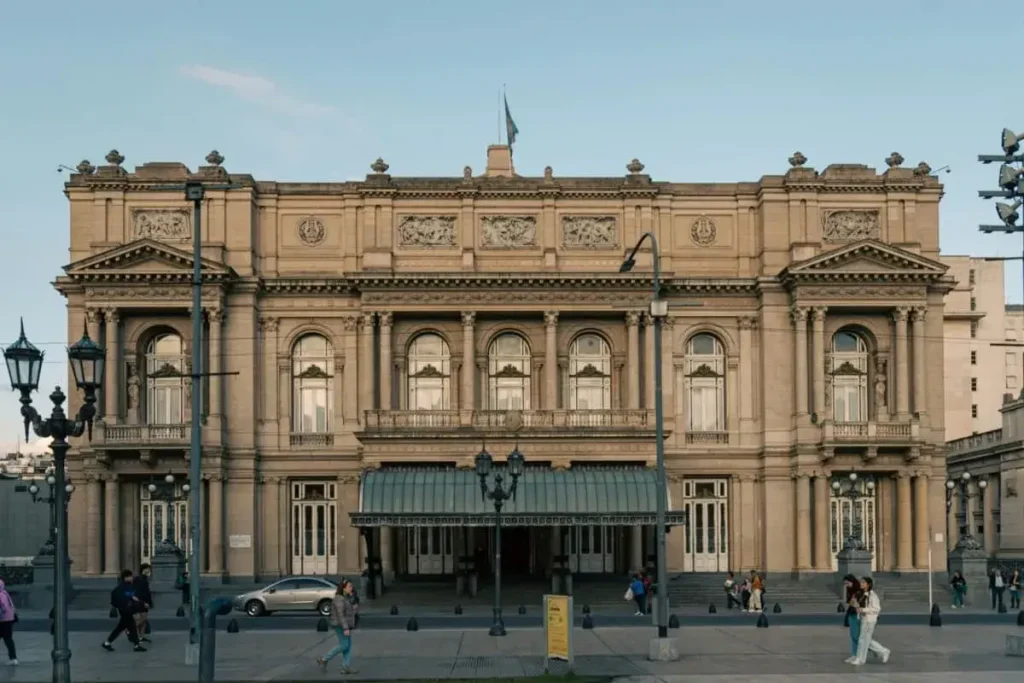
[0,624,1022,681]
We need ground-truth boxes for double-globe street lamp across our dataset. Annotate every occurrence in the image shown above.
[4,320,104,683]
[830,472,876,551]
[945,470,987,550]
[474,442,525,637]
[24,466,76,550]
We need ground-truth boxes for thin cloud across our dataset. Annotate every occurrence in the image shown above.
[179,65,335,118]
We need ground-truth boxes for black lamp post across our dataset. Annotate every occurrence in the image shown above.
[25,466,76,550]
[945,470,987,550]
[4,319,104,683]
[475,443,525,637]
[830,472,876,552]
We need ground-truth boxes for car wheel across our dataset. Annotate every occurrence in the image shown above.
[245,600,265,617]
[317,599,332,617]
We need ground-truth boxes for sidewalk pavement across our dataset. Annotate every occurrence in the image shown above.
[1,624,1022,681]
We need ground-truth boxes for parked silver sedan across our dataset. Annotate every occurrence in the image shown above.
[233,576,338,617]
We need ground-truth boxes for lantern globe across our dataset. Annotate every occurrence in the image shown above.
[475,448,494,477]
[507,447,525,478]
[4,319,44,394]
[67,328,105,392]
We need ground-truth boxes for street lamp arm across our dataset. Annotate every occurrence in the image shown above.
[621,231,662,292]
[19,387,96,442]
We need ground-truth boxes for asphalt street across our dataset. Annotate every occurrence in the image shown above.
[14,610,1024,632]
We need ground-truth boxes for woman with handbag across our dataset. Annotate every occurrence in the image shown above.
[0,579,18,666]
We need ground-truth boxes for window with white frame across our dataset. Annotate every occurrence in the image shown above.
[683,333,725,432]
[407,333,451,410]
[145,333,186,424]
[567,333,611,409]
[488,333,531,410]
[830,331,868,422]
[292,334,333,433]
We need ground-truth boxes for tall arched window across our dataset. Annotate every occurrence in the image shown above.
[292,334,333,433]
[568,333,611,409]
[488,333,531,410]
[146,333,186,424]
[831,331,868,422]
[684,333,725,432]
[407,333,451,410]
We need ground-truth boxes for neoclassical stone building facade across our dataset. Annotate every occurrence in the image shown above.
[55,146,952,583]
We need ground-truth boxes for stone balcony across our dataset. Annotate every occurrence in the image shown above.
[684,431,730,446]
[947,428,1003,456]
[289,432,336,448]
[820,419,920,459]
[361,409,657,438]
[97,422,189,448]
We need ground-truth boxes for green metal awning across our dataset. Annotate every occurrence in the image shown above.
[350,467,686,527]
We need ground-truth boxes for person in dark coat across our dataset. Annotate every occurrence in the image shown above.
[134,564,153,643]
[103,569,146,652]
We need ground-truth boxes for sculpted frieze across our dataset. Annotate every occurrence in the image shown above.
[796,285,925,299]
[362,290,650,306]
[132,208,191,241]
[480,215,537,249]
[85,285,219,301]
[561,216,617,250]
[822,210,880,242]
[397,215,457,248]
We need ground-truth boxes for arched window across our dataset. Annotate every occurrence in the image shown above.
[292,334,333,433]
[146,333,186,424]
[684,333,725,432]
[408,333,451,410]
[488,333,531,410]
[831,331,868,422]
[568,333,611,410]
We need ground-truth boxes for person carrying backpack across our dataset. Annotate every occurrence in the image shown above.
[102,569,146,653]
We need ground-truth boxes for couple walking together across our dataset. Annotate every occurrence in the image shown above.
[842,575,890,667]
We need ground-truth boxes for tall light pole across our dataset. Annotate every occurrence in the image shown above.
[620,233,669,639]
[4,320,105,683]
[978,129,1024,329]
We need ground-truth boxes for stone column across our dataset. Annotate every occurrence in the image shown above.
[544,311,558,409]
[738,316,755,426]
[811,307,827,418]
[262,477,282,577]
[359,313,376,414]
[461,313,476,411]
[914,472,930,569]
[86,475,102,575]
[896,472,913,570]
[662,317,675,422]
[911,306,927,417]
[277,479,290,575]
[983,477,995,554]
[630,525,643,571]
[740,476,757,570]
[792,307,809,416]
[207,475,224,574]
[260,317,280,424]
[626,312,641,409]
[103,308,120,422]
[342,316,359,424]
[103,475,120,575]
[379,313,393,410]
[795,472,812,570]
[947,495,959,548]
[893,307,910,418]
[208,308,224,418]
[813,472,831,570]
[644,313,656,409]
[380,527,393,582]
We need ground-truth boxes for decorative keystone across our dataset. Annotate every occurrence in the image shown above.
[626,158,645,174]
[75,160,95,175]
[205,150,225,166]
[370,157,389,174]
[885,152,905,168]
[913,162,932,176]
[104,149,125,166]
[788,151,807,167]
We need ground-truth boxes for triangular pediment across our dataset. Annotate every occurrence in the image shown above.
[63,239,235,282]
[782,240,947,281]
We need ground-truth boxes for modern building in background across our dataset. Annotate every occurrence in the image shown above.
[54,147,951,583]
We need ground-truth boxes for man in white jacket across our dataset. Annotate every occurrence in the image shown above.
[850,576,891,666]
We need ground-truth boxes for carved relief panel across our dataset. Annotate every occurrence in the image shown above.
[397,215,457,249]
[480,215,538,249]
[560,216,618,250]
[822,210,880,242]
[132,208,190,241]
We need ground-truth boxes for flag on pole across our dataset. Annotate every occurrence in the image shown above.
[504,95,519,147]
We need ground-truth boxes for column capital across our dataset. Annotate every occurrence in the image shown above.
[543,310,559,328]
[738,315,757,330]
[378,312,393,329]
[626,311,642,327]
[85,307,102,324]
[642,312,655,326]
[790,306,809,324]
[739,473,759,483]
[791,471,812,480]
[461,311,476,327]
[662,316,675,331]
[203,472,225,482]
[895,470,913,480]
[810,306,828,322]
[892,306,910,323]
[259,316,279,332]
[342,315,359,332]
[206,307,225,323]
[103,307,120,323]
[911,306,927,322]
[360,311,376,328]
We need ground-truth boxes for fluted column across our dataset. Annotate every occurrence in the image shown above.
[738,316,755,425]
[983,476,995,554]
[896,472,913,570]
[207,474,224,574]
[626,312,641,409]
[911,306,927,417]
[378,313,393,409]
[342,316,359,424]
[103,475,120,575]
[913,472,929,568]
[103,308,120,422]
[811,307,827,418]
[359,312,376,414]
[461,313,476,411]
[644,313,656,409]
[86,475,102,574]
[795,472,812,570]
[208,308,224,418]
[813,472,831,570]
[893,307,910,418]
[544,311,558,409]
[792,307,809,416]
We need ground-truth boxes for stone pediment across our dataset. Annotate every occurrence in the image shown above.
[63,239,235,283]
[781,240,947,284]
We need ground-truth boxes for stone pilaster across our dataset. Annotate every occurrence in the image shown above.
[103,474,120,575]
[791,307,809,416]
[738,316,756,427]
[359,312,376,415]
[259,317,280,425]
[207,307,224,419]
[811,307,827,418]
[207,474,224,574]
[983,476,995,554]
[86,474,102,575]
[813,471,831,570]
[895,472,913,570]
[544,311,558,409]
[794,472,812,570]
[643,313,656,409]
[914,471,930,569]
[626,312,641,409]
[911,306,927,417]
[893,307,910,418]
[103,308,120,422]
[379,313,393,410]
[461,313,476,412]
[342,316,359,424]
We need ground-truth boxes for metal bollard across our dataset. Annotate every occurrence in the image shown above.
[198,598,233,683]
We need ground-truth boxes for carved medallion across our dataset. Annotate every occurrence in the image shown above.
[297,216,326,246]
[480,215,538,249]
[690,215,717,247]
[132,209,190,241]
[822,210,880,242]
[561,216,617,250]
[397,215,457,248]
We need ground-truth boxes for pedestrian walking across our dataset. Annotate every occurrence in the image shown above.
[102,569,146,652]
[748,571,763,613]
[316,581,357,675]
[950,571,967,609]
[0,579,18,666]
[849,577,890,666]
[841,574,861,660]
[134,564,153,643]
[626,572,646,615]
[1010,569,1021,609]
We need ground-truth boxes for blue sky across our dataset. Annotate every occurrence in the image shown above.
[0,1,1019,451]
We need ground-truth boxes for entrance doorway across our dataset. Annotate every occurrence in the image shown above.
[682,479,729,572]
[566,526,615,573]
[406,527,454,574]
[500,527,533,575]
[830,489,877,571]
[290,481,337,575]
[140,484,190,564]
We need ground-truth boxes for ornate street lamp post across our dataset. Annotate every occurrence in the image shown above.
[475,443,525,637]
[25,466,76,549]
[830,472,876,551]
[945,470,987,550]
[5,320,104,683]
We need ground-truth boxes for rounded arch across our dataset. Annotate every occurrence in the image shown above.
[403,328,454,357]
[830,326,871,423]
[566,328,614,355]
[483,328,533,356]
[567,330,613,410]
[487,330,532,410]
[406,330,452,411]
[831,324,877,353]
[131,322,189,358]
[678,323,735,355]
[684,332,726,357]
[291,331,334,358]
[282,323,337,355]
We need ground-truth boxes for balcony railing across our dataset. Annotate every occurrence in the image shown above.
[685,431,730,445]
[364,410,461,429]
[947,428,1003,455]
[290,432,335,447]
[362,409,654,433]
[824,420,918,442]
[102,423,188,444]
